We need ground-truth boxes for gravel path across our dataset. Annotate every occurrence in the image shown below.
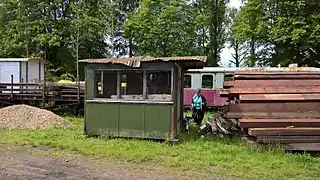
[0,145,203,180]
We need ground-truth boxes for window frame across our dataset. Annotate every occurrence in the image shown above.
[93,69,173,102]
[184,74,192,88]
[201,74,214,89]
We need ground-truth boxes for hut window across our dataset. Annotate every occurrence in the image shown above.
[184,75,191,88]
[147,70,171,101]
[94,70,117,99]
[201,75,213,89]
[119,70,143,100]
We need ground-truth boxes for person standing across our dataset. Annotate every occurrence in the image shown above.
[191,89,207,126]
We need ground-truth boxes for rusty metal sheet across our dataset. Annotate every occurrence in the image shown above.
[234,74,320,80]
[256,136,320,144]
[228,87,320,94]
[227,112,320,119]
[248,128,320,136]
[230,80,320,87]
[79,56,207,67]
[239,94,320,101]
[238,119,320,128]
[228,102,320,113]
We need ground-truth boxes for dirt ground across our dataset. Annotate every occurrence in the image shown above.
[0,145,215,180]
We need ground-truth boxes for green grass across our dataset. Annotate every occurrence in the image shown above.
[0,116,320,180]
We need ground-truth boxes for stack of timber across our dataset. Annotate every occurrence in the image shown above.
[47,82,85,102]
[223,67,320,151]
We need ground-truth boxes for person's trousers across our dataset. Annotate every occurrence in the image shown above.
[192,108,205,126]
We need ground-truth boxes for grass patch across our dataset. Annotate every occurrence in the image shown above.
[0,116,319,179]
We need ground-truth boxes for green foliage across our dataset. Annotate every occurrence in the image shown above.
[0,0,112,79]
[199,0,228,66]
[1,0,318,74]
[124,0,228,66]
[60,73,75,81]
[124,0,198,57]
[232,0,320,67]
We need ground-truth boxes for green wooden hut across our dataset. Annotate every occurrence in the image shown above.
[79,56,207,141]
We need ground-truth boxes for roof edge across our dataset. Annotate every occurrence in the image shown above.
[78,56,207,64]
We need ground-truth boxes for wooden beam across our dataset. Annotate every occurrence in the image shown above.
[256,136,320,144]
[249,128,320,136]
[228,80,320,87]
[143,70,147,99]
[39,60,41,81]
[25,61,29,91]
[239,119,320,128]
[116,70,121,99]
[229,102,320,113]
[100,71,104,95]
[170,66,177,141]
[227,112,320,119]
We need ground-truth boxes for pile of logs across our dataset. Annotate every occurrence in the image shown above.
[198,112,241,137]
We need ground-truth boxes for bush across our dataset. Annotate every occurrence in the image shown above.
[60,73,75,81]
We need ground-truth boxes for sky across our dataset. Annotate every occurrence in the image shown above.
[219,0,242,67]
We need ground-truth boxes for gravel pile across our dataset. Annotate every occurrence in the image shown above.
[0,105,70,130]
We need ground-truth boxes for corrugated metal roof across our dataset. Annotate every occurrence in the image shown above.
[79,56,207,67]
[0,58,42,62]
[187,67,237,73]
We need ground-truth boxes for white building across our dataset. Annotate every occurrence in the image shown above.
[0,58,45,83]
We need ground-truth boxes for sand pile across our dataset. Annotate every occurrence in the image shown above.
[0,105,70,130]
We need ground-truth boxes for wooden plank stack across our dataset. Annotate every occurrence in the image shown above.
[223,68,320,151]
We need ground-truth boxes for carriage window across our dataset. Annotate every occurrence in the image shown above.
[202,75,213,89]
[184,75,191,88]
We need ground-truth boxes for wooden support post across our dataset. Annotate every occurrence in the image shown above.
[77,62,80,103]
[38,60,41,82]
[178,65,184,131]
[143,70,147,99]
[171,68,174,102]
[10,75,13,99]
[26,61,29,92]
[100,71,104,96]
[117,70,121,99]
[42,64,46,106]
[26,61,29,83]
[170,66,178,143]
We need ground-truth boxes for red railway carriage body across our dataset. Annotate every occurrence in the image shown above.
[183,88,228,108]
[183,67,235,108]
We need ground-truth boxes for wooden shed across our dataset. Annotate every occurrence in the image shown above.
[0,58,45,83]
[80,56,206,141]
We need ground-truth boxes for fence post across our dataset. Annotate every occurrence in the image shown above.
[42,65,46,107]
[10,75,13,99]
